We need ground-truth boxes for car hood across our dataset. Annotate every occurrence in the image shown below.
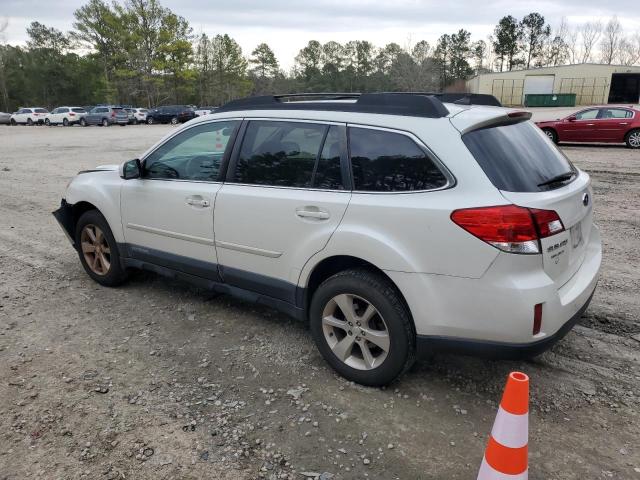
[94,164,119,171]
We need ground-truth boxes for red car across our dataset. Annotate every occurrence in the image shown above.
[535,105,640,149]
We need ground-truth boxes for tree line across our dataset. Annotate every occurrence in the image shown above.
[0,0,639,112]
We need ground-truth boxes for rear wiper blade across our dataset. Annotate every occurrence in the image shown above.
[537,171,576,187]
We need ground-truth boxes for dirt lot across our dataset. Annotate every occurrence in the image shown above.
[0,123,639,480]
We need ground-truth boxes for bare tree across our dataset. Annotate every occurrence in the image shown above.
[600,16,622,64]
[617,33,640,66]
[579,20,602,63]
[566,25,579,64]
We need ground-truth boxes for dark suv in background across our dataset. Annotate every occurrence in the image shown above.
[146,105,197,125]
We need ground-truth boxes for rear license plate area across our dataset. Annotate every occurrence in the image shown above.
[570,221,583,249]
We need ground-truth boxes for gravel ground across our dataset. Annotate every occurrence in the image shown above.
[0,124,639,480]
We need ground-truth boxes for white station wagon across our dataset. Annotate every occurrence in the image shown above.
[54,93,601,385]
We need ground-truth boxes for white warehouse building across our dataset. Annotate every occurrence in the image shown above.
[466,63,640,106]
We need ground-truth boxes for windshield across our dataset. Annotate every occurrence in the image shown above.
[462,121,575,192]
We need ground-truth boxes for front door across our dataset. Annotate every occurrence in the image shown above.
[214,120,351,305]
[557,108,599,142]
[121,119,241,281]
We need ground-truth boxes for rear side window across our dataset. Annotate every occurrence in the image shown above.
[72,108,85,113]
[35,108,48,113]
[235,121,329,188]
[463,121,575,192]
[600,108,633,119]
[348,127,448,192]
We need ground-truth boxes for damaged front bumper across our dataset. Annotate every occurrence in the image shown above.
[52,199,76,246]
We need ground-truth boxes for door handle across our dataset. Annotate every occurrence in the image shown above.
[586,123,595,126]
[296,207,330,220]
[186,197,210,208]
[620,122,628,125]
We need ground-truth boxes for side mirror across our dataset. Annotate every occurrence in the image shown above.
[567,115,576,122]
[120,158,142,179]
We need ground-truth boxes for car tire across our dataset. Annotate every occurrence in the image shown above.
[170,116,178,125]
[102,118,109,127]
[27,118,33,126]
[63,118,69,127]
[147,117,154,125]
[10,119,16,126]
[45,119,50,126]
[75,210,128,287]
[80,118,87,127]
[133,119,138,125]
[542,128,558,144]
[625,129,640,149]
[309,268,416,387]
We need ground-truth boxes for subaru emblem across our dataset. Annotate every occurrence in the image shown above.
[582,193,589,206]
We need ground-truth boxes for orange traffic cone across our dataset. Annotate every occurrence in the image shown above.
[477,371,529,480]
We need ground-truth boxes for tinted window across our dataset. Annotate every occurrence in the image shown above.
[463,121,575,193]
[314,126,344,190]
[235,121,326,188]
[35,108,48,113]
[575,109,598,120]
[59,108,69,113]
[72,108,86,113]
[144,120,239,181]
[349,128,447,192]
[600,108,632,119]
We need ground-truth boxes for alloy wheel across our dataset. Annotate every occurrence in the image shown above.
[629,131,640,148]
[544,130,554,140]
[321,294,390,370]
[80,224,111,276]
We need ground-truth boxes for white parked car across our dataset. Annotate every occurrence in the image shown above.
[45,106,87,126]
[10,107,49,125]
[132,108,148,123]
[195,106,217,116]
[53,93,601,386]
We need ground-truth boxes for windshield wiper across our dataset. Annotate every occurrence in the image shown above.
[537,171,576,188]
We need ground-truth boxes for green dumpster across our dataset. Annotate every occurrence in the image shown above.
[524,93,576,107]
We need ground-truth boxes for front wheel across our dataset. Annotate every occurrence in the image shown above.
[10,119,16,126]
[146,117,154,125]
[625,129,640,149]
[309,268,416,386]
[45,119,51,126]
[542,128,557,144]
[75,210,128,287]
[27,118,33,126]
[80,118,87,127]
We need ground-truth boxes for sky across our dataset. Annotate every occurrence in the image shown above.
[1,0,640,69]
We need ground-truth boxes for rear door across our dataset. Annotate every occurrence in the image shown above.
[594,108,634,141]
[213,119,350,304]
[462,120,593,288]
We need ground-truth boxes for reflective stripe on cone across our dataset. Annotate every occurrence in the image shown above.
[478,458,528,480]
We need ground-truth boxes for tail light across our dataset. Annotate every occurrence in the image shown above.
[111,111,116,117]
[450,205,564,254]
[69,112,75,116]
[533,303,543,335]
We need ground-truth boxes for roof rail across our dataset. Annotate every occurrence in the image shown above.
[216,93,450,118]
[380,92,502,107]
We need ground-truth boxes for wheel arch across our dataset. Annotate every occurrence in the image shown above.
[301,255,415,333]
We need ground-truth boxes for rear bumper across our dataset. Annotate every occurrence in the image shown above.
[387,223,601,357]
[415,287,595,359]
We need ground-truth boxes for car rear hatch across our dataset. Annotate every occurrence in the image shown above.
[455,109,594,288]
[113,108,128,120]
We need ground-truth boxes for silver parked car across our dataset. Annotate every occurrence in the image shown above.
[0,112,11,125]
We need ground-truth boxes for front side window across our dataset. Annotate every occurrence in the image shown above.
[575,109,598,120]
[144,120,239,181]
[349,127,448,192]
[234,121,329,188]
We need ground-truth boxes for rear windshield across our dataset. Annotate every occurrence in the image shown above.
[462,121,575,192]
[112,108,124,112]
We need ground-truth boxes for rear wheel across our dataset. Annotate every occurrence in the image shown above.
[101,118,109,127]
[63,118,69,126]
[309,268,416,386]
[27,118,33,126]
[542,128,557,143]
[75,210,128,287]
[625,129,640,149]
[170,116,178,125]
[80,117,87,127]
